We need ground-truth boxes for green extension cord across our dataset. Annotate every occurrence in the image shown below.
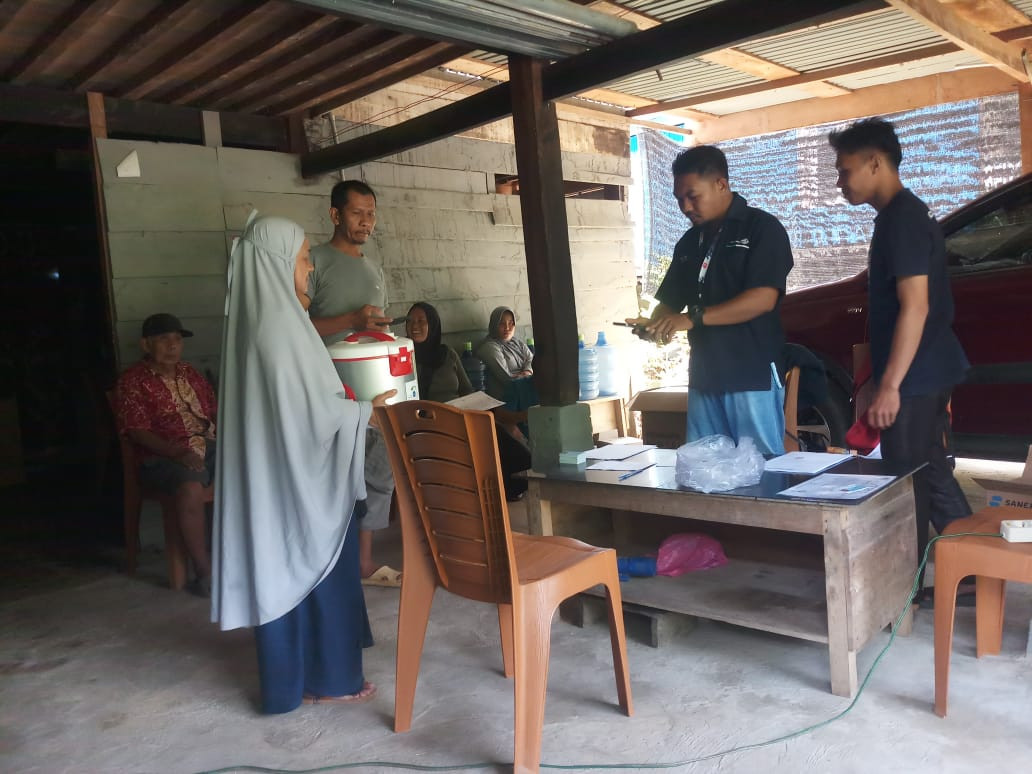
[197,531,1002,774]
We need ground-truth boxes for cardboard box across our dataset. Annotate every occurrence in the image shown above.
[974,446,1032,511]
[627,386,689,449]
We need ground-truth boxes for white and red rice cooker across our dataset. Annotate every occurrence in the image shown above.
[327,330,419,404]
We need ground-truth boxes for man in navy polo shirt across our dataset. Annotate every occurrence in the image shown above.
[629,145,794,455]
[829,118,971,600]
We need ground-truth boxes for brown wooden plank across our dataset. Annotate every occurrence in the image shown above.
[509,55,580,407]
[2,0,120,82]
[117,1,272,101]
[1022,83,1032,175]
[204,20,373,110]
[156,13,333,105]
[64,0,195,90]
[224,28,407,113]
[591,558,830,643]
[273,41,467,116]
[626,43,957,117]
[0,0,33,35]
[886,0,1029,81]
[86,91,119,378]
[0,81,90,127]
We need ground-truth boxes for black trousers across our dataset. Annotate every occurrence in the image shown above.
[880,390,972,587]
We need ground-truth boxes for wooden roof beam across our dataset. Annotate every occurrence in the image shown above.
[692,66,1021,144]
[702,47,852,98]
[298,43,469,117]
[198,18,361,109]
[64,0,195,90]
[155,13,332,105]
[886,0,1030,82]
[118,1,275,101]
[219,28,402,113]
[2,0,120,82]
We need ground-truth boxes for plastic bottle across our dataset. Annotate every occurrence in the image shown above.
[461,341,486,392]
[577,334,599,401]
[526,336,535,355]
[594,330,620,397]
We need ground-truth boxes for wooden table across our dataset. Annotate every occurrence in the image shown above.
[524,453,917,697]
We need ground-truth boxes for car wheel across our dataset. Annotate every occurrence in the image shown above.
[797,381,850,451]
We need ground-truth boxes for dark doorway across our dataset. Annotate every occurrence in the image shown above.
[0,121,121,565]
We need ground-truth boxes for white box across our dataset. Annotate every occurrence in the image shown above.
[974,446,1032,511]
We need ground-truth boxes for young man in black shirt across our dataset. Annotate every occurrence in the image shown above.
[829,118,972,602]
[628,145,794,455]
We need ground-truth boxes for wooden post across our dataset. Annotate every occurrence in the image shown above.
[508,55,579,406]
[1021,83,1032,175]
[286,111,308,155]
[86,92,118,375]
[201,110,222,147]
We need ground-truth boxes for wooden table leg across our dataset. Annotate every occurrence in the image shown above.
[824,511,859,697]
[525,482,553,537]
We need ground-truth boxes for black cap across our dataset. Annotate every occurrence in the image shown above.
[141,313,193,338]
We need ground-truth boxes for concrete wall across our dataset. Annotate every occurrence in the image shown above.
[101,75,637,394]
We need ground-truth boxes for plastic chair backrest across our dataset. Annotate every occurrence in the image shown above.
[377,400,518,604]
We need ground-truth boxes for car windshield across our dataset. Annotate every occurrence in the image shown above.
[946,184,1032,275]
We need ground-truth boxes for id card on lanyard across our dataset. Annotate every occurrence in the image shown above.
[696,226,723,302]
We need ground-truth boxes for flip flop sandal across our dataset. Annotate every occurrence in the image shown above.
[303,681,377,705]
[361,565,402,587]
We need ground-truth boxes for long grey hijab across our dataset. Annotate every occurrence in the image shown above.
[212,213,370,630]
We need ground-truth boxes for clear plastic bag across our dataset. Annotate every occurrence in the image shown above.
[674,434,765,493]
[655,533,727,576]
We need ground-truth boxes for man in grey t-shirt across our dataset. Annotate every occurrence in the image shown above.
[306,180,400,587]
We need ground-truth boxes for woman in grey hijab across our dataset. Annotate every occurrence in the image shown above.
[475,305,534,401]
[212,213,393,713]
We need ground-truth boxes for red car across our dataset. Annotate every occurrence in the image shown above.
[781,172,1032,461]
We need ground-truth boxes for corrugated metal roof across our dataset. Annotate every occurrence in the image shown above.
[828,50,987,91]
[742,8,947,72]
[607,57,757,101]
[617,0,722,21]
[1012,0,1032,14]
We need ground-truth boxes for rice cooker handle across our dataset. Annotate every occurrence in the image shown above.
[343,331,395,343]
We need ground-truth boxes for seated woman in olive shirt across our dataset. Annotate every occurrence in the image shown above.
[406,302,530,500]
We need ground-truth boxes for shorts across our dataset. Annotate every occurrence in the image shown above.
[139,441,217,495]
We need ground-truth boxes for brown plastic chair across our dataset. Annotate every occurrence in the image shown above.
[933,506,1032,717]
[376,400,632,773]
[106,390,212,590]
[783,366,800,452]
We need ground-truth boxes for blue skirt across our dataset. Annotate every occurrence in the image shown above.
[254,505,373,714]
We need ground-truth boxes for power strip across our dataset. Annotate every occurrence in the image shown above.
[1000,519,1032,542]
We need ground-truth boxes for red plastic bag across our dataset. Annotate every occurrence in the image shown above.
[655,533,728,576]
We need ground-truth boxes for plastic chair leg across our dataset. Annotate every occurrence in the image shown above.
[975,577,1007,658]
[933,555,963,718]
[600,560,633,716]
[394,574,436,733]
[498,603,515,679]
[512,591,555,774]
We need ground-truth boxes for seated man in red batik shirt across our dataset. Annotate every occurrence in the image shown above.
[116,313,217,597]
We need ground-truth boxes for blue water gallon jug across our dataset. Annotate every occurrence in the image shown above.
[461,341,486,392]
[595,330,620,397]
[577,334,599,401]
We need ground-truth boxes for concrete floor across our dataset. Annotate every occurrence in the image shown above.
[1,459,1031,773]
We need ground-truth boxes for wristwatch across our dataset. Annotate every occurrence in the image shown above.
[688,304,706,328]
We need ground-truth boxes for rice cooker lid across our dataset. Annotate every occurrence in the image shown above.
[327,330,414,377]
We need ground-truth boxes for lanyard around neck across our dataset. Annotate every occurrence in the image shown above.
[696,225,723,301]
